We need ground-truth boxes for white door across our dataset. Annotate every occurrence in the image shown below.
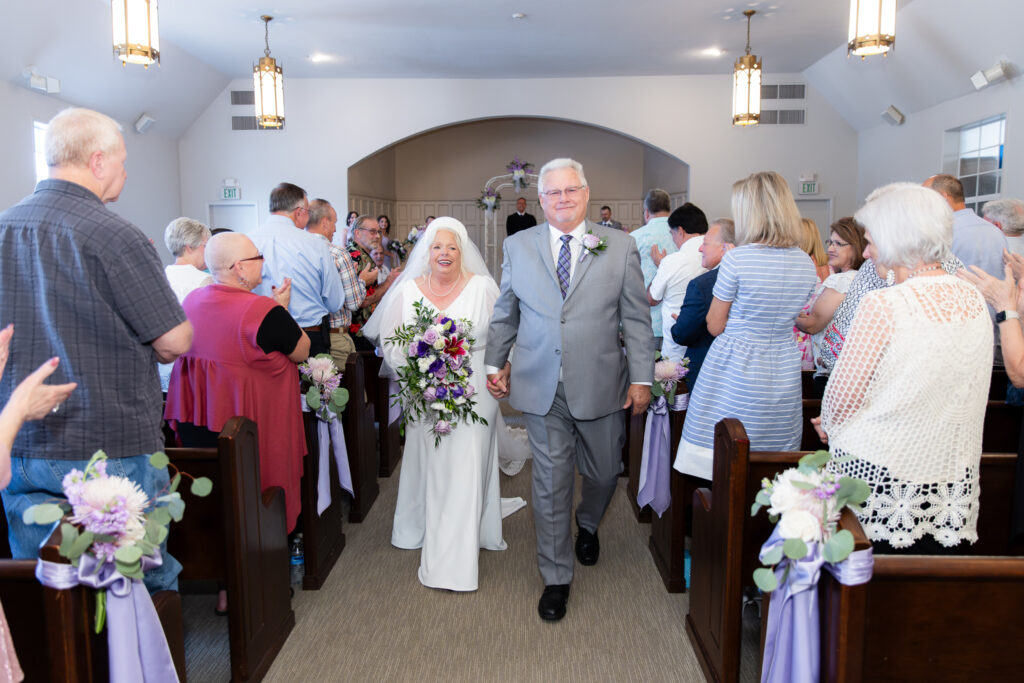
[208,202,260,234]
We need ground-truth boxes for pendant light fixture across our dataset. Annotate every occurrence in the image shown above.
[848,0,897,60]
[253,15,285,129]
[111,0,160,68]
[732,9,761,127]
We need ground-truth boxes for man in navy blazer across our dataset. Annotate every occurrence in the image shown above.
[670,218,735,387]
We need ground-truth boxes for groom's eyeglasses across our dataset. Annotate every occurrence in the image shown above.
[540,185,586,199]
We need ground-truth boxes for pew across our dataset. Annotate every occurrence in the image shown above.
[625,409,651,522]
[342,353,379,523]
[0,528,186,682]
[300,410,346,590]
[805,368,1011,401]
[647,407,696,592]
[358,350,403,478]
[813,514,1024,682]
[687,418,1024,683]
[167,416,294,683]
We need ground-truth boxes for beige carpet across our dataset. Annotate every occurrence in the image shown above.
[184,456,763,682]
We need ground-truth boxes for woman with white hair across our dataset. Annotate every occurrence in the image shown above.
[363,217,506,592]
[818,182,992,553]
[160,217,213,391]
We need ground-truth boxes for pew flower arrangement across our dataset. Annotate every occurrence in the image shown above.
[299,354,350,422]
[652,355,689,404]
[385,300,487,446]
[386,238,408,262]
[23,450,212,632]
[750,450,871,592]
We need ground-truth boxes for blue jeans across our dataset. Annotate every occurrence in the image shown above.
[1,453,182,593]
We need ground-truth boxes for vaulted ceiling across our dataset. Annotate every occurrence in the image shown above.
[6,0,1017,138]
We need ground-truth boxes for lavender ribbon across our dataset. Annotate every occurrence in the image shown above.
[758,526,874,683]
[637,396,671,517]
[36,551,178,683]
[302,400,354,515]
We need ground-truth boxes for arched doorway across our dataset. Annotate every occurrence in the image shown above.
[347,116,690,275]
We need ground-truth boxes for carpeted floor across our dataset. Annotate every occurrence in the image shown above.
[183,455,762,682]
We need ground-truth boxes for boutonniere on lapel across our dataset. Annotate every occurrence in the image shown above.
[579,230,607,262]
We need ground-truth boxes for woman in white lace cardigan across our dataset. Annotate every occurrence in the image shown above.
[814,183,992,554]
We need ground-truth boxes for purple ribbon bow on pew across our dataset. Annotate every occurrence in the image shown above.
[302,401,354,515]
[758,526,874,683]
[36,551,178,683]
[637,396,671,517]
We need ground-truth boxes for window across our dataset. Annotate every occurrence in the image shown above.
[33,121,48,184]
[950,115,1005,214]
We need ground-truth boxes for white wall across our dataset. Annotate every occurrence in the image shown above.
[178,74,860,231]
[857,79,1023,204]
[0,81,183,263]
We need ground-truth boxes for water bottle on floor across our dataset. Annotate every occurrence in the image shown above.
[290,534,304,588]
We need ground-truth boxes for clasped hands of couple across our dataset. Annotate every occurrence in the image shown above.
[485,362,652,415]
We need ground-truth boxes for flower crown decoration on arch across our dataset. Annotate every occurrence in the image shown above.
[478,157,539,218]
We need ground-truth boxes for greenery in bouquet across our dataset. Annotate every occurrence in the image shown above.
[476,188,501,213]
[750,450,871,592]
[23,450,212,631]
[652,355,689,403]
[299,354,349,422]
[385,300,487,446]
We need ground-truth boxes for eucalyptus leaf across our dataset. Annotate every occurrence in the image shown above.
[753,567,778,593]
[331,387,349,408]
[59,523,79,558]
[750,502,763,517]
[169,473,181,493]
[115,560,144,581]
[68,531,95,559]
[167,497,185,522]
[148,452,169,470]
[822,529,855,564]
[150,507,172,526]
[761,545,784,566]
[790,480,816,491]
[306,386,321,411]
[838,477,871,506]
[114,545,143,564]
[799,450,830,469]
[783,537,808,560]
[755,490,772,506]
[29,503,65,526]
[190,477,213,497]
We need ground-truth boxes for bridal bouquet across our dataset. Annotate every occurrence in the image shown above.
[24,450,212,631]
[750,451,870,592]
[299,354,349,422]
[652,355,689,404]
[385,300,486,446]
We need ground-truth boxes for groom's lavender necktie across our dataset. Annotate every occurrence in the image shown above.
[556,234,572,298]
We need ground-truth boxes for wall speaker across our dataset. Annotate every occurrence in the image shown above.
[134,114,156,134]
[880,105,905,126]
[972,61,1009,90]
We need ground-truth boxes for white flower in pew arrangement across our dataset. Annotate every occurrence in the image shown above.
[23,450,213,633]
[299,353,349,422]
[651,354,690,404]
[750,450,871,593]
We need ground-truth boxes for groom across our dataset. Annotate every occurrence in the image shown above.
[486,158,653,621]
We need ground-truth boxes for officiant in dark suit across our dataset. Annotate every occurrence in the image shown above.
[506,197,537,236]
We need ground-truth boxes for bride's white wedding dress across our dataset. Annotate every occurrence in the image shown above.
[385,275,507,591]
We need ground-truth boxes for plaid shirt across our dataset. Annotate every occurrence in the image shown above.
[316,234,366,330]
[0,180,187,460]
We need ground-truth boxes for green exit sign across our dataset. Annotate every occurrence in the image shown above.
[222,186,240,200]
[799,181,819,195]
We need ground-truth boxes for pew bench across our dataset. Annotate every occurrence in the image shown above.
[0,528,186,682]
[300,410,346,589]
[687,418,1023,683]
[167,416,294,682]
[342,353,379,523]
[358,350,403,478]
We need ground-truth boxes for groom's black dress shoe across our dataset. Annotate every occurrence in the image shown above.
[575,525,599,566]
[538,584,570,621]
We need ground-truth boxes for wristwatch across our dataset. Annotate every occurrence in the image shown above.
[995,310,1021,323]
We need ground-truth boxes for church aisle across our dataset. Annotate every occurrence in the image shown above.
[258,460,706,682]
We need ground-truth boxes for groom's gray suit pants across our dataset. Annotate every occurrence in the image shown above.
[523,382,626,586]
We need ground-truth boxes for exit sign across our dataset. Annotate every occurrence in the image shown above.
[799,181,819,195]
[222,186,240,200]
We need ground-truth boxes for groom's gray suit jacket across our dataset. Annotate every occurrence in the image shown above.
[486,220,653,419]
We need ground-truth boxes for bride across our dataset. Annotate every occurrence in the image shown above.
[363,217,506,591]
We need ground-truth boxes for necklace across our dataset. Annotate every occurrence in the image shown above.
[906,263,943,279]
[427,271,461,298]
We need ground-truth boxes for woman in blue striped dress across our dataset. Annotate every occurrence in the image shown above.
[674,171,817,481]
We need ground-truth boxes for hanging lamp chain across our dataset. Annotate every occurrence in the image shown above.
[262,15,273,58]
[744,9,755,56]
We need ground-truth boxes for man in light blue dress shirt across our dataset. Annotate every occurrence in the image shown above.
[250,182,344,356]
[630,189,678,351]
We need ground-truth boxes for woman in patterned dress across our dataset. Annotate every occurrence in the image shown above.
[674,171,817,481]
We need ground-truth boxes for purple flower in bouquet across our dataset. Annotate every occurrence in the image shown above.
[448,353,464,370]
[428,357,445,375]
[416,340,431,357]
[435,385,448,399]
[464,383,476,397]
[422,328,439,345]
[434,420,452,435]
[450,385,464,399]
[423,386,437,401]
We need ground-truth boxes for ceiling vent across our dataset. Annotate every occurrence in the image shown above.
[761,83,805,100]
[759,109,806,125]
[230,90,256,105]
